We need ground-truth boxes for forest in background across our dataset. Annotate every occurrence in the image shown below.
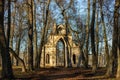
[0,0,120,79]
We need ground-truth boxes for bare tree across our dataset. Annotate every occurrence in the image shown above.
[84,0,90,68]
[95,9,99,67]
[0,0,14,78]
[9,48,27,72]
[10,8,15,65]
[27,0,34,71]
[106,0,120,77]
[115,0,120,78]
[33,1,38,68]
[117,19,120,78]
[99,0,109,68]
[90,0,97,73]
[37,0,51,68]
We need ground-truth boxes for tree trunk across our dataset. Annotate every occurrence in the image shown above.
[99,0,109,68]
[0,0,14,78]
[84,0,90,68]
[90,0,97,73]
[0,51,1,66]
[33,1,38,68]
[117,28,120,78]
[10,1,16,47]
[27,0,34,71]
[106,0,119,77]
[9,48,27,72]
[116,0,120,78]
[10,25,14,65]
[38,0,51,68]
[95,10,99,67]
[15,37,21,66]
[10,1,16,65]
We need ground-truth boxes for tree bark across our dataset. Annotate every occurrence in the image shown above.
[10,0,16,51]
[106,0,119,77]
[0,0,14,78]
[99,0,109,68]
[38,0,51,68]
[9,48,27,72]
[33,1,38,68]
[15,37,21,66]
[84,0,90,68]
[116,0,120,78]
[90,0,97,73]
[27,0,34,71]
[95,10,99,67]
[117,27,120,78]
[10,24,14,65]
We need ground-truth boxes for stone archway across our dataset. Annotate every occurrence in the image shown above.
[40,24,80,68]
[56,38,65,67]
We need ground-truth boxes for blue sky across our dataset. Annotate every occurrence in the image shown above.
[12,0,115,53]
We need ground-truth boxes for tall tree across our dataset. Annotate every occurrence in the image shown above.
[27,0,34,71]
[15,30,21,66]
[99,0,109,68]
[38,0,51,68]
[9,48,27,72]
[10,16,15,65]
[84,0,90,68]
[115,0,120,78]
[114,0,120,79]
[0,0,14,78]
[117,19,120,78]
[15,4,23,66]
[9,0,14,65]
[106,0,120,77]
[33,1,38,68]
[90,0,97,73]
[95,9,99,67]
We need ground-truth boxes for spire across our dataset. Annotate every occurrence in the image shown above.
[53,22,56,34]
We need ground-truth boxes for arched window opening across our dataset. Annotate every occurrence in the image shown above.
[73,54,76,64]
[56,39,65,66]
[46,54,50,64]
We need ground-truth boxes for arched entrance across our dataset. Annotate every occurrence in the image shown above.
[56,38,65,67]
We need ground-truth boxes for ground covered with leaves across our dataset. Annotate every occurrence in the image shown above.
[0,67,116,80]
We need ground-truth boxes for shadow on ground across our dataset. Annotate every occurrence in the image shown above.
[0,67,116,80]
